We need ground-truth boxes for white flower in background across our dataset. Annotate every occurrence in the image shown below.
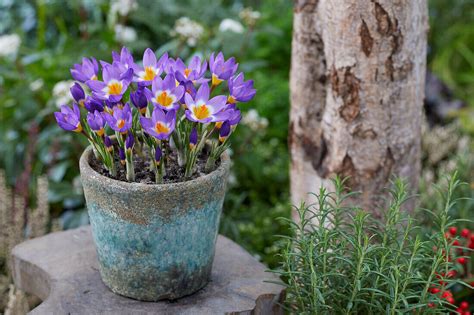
[239,8,261,27]
[110,0,138,17]
[219,18,244,34]
[52,80,74,108]
[170,17,204,47]
[242,109,269,131]
[0,34,21,57]
[114,24,137,43]
[29,79,44,92]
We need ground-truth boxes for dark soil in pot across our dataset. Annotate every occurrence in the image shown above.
[89,144,221,184]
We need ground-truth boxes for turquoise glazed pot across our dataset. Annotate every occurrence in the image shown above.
[79,146,230,301]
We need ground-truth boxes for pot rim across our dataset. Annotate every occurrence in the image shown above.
[79,145,230,191]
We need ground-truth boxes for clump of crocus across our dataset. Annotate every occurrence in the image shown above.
[54,47,255,183]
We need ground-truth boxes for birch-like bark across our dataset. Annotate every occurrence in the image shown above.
[290,0,428,219]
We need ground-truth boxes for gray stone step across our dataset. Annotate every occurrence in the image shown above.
[11,226,285,315]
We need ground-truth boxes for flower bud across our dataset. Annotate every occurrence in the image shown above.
[125,133,134,152]
[189,128,197,150]
[219,121,231,143]
[104,136,113,152]
[119,148,126,165]
[70,83,86,107]
[155,147,162,165]
[131,87,148,114]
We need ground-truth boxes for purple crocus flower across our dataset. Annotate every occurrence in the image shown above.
[130,87,148,114]
[219,121,231,143]
[104,136,113,152]
[87,63,133,102]
[87,110,105,136]
[84,96,104,113]
[133,49,168,86]
[119,148,126,165]
[163,57,176,75]
[189,127,198,149]
[174,56,207,83]
[146,74,184,111]
[103,103,133,133]
[209,52,238,87]
[184,83,229,123]
[140,108,176,140]
[54,104,82,132]
[228,109,242,127]
[125,133,134,151]
[112,46,135,73]
[70,57,99,83]
[155,147,162,164]
[70,83,86,107]
[228,73,256,103]
[216,108,241,129]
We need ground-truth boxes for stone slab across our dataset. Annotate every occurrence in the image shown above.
[11,226,285,315]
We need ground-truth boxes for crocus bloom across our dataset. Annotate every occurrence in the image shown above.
[103,103,133,133]
[228,73,256,103]
[219,121,231,143]
[70,83,86,107]
[130,87,148,114]
[112,46,135,73]
[87,63,133,102]
[125,133,134,152]
[104,136,113,152]
[228,109,242,127]
[84,96,104,113]
[209,52,238,86]
[146,74,184,111]
[174,56,207,83]
[155,147,162,164]
[140,108,176,140]
[54,104,82,132]
[87,111,105,136]
[216,108,241,129]
[119,148,126,165]
[184,83,229,123]
[71,57,99,83]
[189,128,198,150]
[133,49,168,85]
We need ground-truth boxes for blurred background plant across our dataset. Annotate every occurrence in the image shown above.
[0,0,473,312]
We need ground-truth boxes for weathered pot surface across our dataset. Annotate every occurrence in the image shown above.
[79,146,230,301]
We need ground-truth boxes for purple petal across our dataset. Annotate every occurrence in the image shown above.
[196,83,210,102]
[143,48,157,67]
[207,95,227,113]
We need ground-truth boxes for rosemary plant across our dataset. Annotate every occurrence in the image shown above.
[274,175,469,314]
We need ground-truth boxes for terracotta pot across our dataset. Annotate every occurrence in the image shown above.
[79,146,230,301]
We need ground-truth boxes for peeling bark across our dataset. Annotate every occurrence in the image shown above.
[290,0,428,219]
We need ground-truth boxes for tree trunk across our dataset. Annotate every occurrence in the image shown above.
[289,0,428,219]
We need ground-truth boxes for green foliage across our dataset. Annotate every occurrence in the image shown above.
[429,0,474,133]
[0,0,293,265]
[274,176,468,314]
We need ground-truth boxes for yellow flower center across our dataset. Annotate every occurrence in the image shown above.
[96,128,104,137]
[184,68,191,78]
[107,81,123,95]
[90,74,98,80]
[156,91,174,107]
[211,73,223,86]
[193,104,211,120]
[74,123,83,133]
[154,122,169,134]
[143,66,156,81]
[117,119,125,129]
[227,95,236,104]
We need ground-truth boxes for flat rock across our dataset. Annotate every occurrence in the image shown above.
[11,226,285,315]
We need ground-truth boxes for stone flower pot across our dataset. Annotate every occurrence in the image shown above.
[79,145,230,301]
